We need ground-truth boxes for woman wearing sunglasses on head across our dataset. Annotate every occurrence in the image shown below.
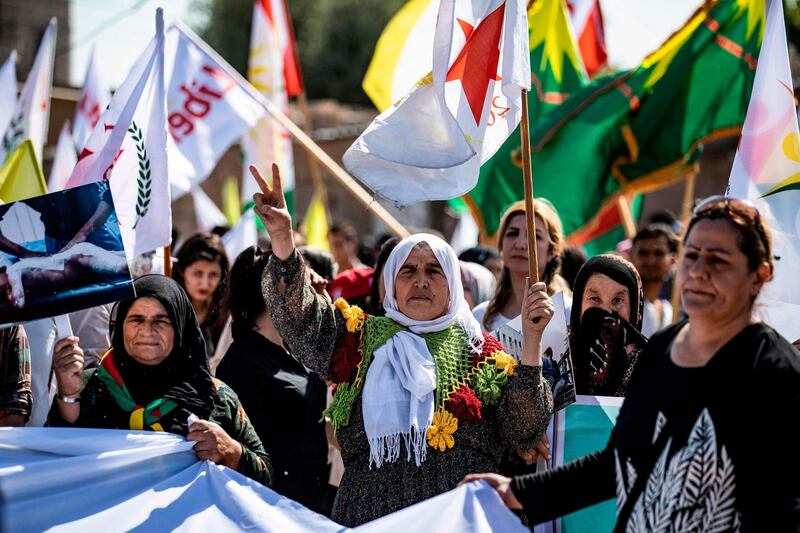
[464,196,800,530]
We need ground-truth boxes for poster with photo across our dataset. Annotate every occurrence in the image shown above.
[496,291,575,411]
[0,182,134,325]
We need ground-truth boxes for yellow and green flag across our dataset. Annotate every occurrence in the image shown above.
[222,176,242,226]
[0,139,48,203]
[467,0,765,252]
[303,190,330,251]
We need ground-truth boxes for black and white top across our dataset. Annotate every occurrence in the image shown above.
[513,320,800,531]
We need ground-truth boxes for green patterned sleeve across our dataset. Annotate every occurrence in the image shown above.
[212,380,274,486]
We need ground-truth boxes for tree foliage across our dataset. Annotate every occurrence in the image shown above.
[193,0,405,105]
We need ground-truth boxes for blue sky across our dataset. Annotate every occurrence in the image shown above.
[68,0,702,90]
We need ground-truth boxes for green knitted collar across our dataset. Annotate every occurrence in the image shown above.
[326,316,475,431]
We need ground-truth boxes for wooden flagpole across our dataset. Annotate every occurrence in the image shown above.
[520,89,540,284]
[671,171,697,323]
[617,195,637,239]
[163,243,172,277]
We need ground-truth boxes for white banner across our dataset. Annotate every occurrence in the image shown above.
[1,19,56,162]
[0,427,525,532]
[165,24,267,198]
[0,51,18,141]
[72,48,112,151]
[47,121,77,192]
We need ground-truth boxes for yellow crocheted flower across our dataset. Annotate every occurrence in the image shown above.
[492,351,517,376]
[427,408,458,452]
[334,298,365,333]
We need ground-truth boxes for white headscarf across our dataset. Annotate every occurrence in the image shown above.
[362,233,483,468]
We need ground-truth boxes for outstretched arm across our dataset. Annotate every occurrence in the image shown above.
[252,164,344,377]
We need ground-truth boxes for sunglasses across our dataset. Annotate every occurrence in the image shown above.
[691,195,770,254]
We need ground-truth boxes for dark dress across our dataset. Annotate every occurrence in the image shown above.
[512,320,800,531]
[262,250,553,526]
[49,370,273,486]
[216,329,330,513]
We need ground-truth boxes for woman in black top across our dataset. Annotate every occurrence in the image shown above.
[464,197,800,530]
[173,233,229,358]
[216,246,330,514]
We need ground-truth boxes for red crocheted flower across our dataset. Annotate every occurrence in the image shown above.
[446,385,483,422]
[329,330,361,383]
[472,333,503,367]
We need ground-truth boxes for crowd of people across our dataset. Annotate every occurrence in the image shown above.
[1,164,799,529]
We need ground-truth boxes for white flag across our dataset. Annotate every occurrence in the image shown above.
[73,48,112,151]
[240,0,296,205]
[222,208,257,263]
[65,9,170,259]
[1,19,56,162]
[191,187,227,233]
[727,0,800,342]
[47,121,77,193]
[0,51,18,140]
[164,24,267,198]
[344,0,530,206]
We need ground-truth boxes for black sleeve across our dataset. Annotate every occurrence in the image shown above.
[511,430,616,523]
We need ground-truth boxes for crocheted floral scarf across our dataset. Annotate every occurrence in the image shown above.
[326,299,516,458]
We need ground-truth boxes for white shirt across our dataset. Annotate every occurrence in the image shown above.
[641,298,673,338]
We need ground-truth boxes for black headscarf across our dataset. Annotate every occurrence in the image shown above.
[569,255,646,396]
[111,275,219,425]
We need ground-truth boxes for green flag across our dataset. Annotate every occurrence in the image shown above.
[468,0,765,245]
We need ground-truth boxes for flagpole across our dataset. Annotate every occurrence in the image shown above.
[173,23,410,239]
[163,244,172,277]
[671,170,696,323]
[616,195,637,239]
[520,89,540,285]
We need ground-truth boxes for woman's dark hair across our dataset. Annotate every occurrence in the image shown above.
[458,245,499,266]
[368,237,401,315]
[172,232,230,335]
[686,197,774,279]
[223,246,272,340]
[483,199,564,329]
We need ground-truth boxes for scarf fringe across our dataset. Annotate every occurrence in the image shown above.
[368,426,429,469]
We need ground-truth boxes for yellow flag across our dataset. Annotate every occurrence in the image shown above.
[0,139,48,203]
[362,0,436,112]
[303,192,330,251]
[222,176,241,226]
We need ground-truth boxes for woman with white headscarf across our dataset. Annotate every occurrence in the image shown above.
[252,164,554,526]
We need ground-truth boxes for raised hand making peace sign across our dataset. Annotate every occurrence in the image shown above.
[250,164,295,261]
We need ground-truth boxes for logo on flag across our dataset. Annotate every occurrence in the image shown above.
[65,10,170,258]
[344,0,531,206]
[727,0,800,341]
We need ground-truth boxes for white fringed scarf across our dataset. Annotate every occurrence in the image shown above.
[361,233,483,468]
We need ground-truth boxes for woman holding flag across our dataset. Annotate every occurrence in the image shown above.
[464,197,800,529]
[251,163,553,526]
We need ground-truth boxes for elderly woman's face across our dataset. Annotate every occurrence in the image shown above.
[679,218,764,323]
[394,244,450,321]
[123,297,175,365]
[581,273,631,322]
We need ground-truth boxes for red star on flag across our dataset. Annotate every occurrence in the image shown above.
[446,4,505,126]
